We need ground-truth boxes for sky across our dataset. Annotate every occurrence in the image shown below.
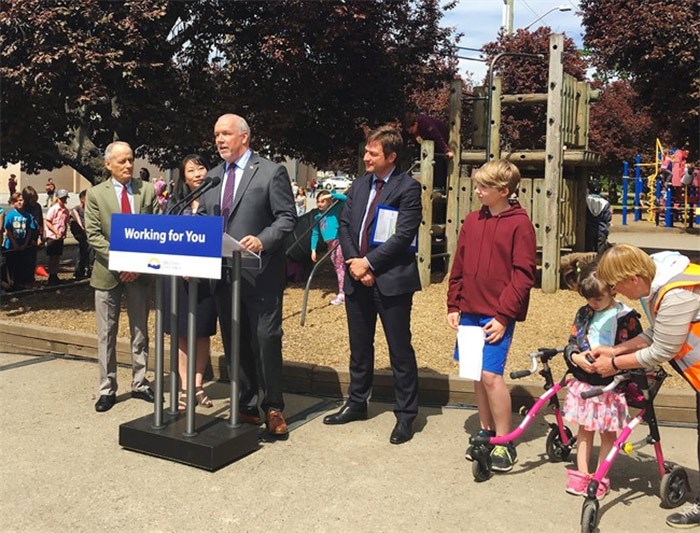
[441,0,584,84]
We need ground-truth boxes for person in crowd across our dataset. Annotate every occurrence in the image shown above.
[671,145,688,188]
[0,205,6,291]
[21,186,43,285]
[164,154,217,411]
[323,125,422,445]
[154,174,168,214]
[201,114,296,436]
[69,190,93,280]
[561,262,642,497]
[591,244,700,528]
[44,189,70,285]
[44,177,56,207]
[3,192,37,290]
[295,187,307,216]
[402,111,453,190]
[585,178,612,254]
[8,173,17,200]
[138,168,151,182]
[447,159,537,471]
[659,148,673,184]
[308,177,317,197]
[85,141,157,413]
[311,189,347,305]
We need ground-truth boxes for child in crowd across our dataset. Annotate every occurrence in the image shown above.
[70,190,93,280]
[311,189,347,305]
[3,192,37,290]
[44,189,70,285]
[447,159,537,472]
[22,186,43,284]
[0,205,6,291]
[561,262,642,498]
[154,175,167,214]
[295,187,307,216]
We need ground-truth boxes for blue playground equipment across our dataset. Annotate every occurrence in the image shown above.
[620,140,699,228]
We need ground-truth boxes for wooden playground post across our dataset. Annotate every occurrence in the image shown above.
[445,79,462,272]
[488,77,502,161]
[417,140,434,288]
[542,33,565,293]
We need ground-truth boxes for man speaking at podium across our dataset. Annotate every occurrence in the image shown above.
[202,114,296,437]
[86,141,158,413]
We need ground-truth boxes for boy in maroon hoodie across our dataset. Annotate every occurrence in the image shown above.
[447,159,537,472]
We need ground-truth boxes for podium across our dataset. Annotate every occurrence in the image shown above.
[115,215,260,470]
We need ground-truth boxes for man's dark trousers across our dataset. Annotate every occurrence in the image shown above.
[345,284,418,422]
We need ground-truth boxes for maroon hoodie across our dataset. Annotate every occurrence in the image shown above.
[447,202,537,325]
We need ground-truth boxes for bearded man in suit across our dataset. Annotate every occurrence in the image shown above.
[85,141,157,412]
[201,114,296,436]
[323,125,422,445]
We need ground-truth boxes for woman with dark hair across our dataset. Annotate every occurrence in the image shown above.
[164,154,217,410]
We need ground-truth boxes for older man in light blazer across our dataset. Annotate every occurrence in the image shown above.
[201,114,296,436]
[85,141,158,412]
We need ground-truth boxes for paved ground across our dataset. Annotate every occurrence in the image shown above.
[1,351,697,532]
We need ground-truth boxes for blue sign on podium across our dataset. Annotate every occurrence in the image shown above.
[109,214,224,279]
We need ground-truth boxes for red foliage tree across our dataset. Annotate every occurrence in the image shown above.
[480,27,587,150]
[589,80,657,177]
[580,0,700,157]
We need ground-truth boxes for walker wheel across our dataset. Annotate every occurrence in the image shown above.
[546,425,573,463]
[660,466,689,508]
[471,449,492,482]
[580,498,599,533]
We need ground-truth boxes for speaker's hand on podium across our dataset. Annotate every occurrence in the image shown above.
[239,235,263,254]
[119,272,141,283]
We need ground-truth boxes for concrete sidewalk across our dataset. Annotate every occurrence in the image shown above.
[1,352,697,532]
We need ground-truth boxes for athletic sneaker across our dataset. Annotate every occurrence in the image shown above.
[330,293,345,305]
[490,442,517,472]
[565,470,590,496]
[666,503,700,529]
[464,429,495,461]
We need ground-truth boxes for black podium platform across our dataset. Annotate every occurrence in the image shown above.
[119,412,259,471]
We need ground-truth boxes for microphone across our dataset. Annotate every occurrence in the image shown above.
[167,176,221,215]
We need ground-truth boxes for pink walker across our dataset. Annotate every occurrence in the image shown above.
[579,367,691,533]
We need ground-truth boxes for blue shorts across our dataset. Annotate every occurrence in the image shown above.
[453,313,515,376]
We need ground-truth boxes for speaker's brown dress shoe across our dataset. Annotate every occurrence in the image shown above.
[265,408,288,435]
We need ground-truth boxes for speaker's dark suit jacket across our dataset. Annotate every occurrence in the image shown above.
[338,168,422,420]
[201,152,296,413]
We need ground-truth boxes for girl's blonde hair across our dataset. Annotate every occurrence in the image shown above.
[597,243,656,286]
[474,159,521,195]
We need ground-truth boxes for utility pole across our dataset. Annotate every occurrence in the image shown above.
[502,0,514,35]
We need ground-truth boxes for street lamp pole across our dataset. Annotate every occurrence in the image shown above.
[522,5,572,32]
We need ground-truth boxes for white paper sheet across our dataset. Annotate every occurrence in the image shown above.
[371,206,418,250]
[373,207,398,243]
[457,325,484,381]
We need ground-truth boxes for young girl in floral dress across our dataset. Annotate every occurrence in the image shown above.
[562,262,643,498]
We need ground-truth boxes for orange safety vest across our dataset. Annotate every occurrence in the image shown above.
[653,263,700,392]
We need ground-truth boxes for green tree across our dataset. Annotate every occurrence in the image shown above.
[580,0,700,157]
[0,0,456,182]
